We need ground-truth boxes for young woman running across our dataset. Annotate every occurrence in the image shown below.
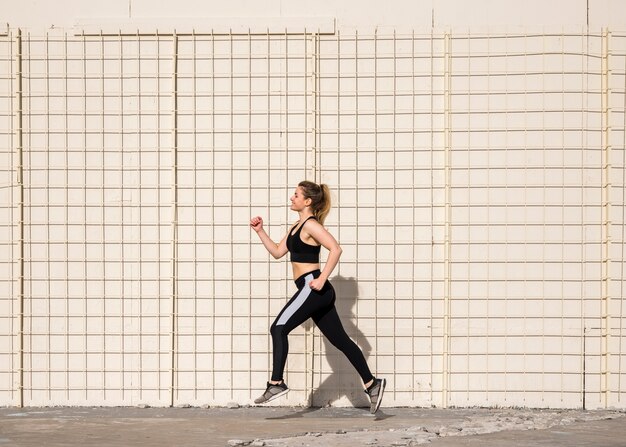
[250,181,386,413]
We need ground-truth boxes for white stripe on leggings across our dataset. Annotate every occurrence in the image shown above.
[275,273,314,326]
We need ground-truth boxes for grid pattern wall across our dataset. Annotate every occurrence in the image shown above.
[0,29,624,409]
[20,34,177,405]
[313,33,448,408]
[314,30,624,409]
[610,32,626,408]
[173,34,315,405]
[0,35,19,405]
[444,32,603,408]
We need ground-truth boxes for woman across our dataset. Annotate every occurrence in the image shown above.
[249,180,386,413]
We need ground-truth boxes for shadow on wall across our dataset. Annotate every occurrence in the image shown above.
[306,275,371,408]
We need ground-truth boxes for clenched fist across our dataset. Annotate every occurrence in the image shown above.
[250,216,264,233]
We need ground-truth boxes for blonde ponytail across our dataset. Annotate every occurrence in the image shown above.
[298,181,332,225]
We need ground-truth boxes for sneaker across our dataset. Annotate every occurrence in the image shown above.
[365,378,386,414]
[254,381,289,404]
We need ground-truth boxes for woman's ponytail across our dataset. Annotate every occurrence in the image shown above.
[298,181,332,225]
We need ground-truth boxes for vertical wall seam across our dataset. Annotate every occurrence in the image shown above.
[581,26,589,410]
[314,33,320,183]
[170,32,179,408]
[310,31,321,397]
[600,27,611,409]
[619,30,626,408]
[16,28,24,408]
[442,30,452,409]
[307,30,318,183]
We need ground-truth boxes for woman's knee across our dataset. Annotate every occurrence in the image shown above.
[270,323,286,339]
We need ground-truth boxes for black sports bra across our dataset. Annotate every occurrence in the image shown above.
[286,216,321,263]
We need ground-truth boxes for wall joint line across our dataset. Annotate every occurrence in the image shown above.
[600,27,612,409]
[16,28,24,409]
[442,30,452,409]
[170,32,179,408]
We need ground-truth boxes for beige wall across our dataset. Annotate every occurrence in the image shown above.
[2,0,626,31]
[0,2,625,409]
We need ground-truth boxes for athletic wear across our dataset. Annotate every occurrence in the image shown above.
[269,269,374,385]
[254,381,289,404]
[286,216,321,263]
[365,377,386,413]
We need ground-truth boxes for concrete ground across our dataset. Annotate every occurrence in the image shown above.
[0,406,624,447]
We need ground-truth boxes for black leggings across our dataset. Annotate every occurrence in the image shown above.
[270,269,374,384]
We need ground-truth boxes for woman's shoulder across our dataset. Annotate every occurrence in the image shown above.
[302,216,323,231]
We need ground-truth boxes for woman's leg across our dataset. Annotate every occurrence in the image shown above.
[311,281,386,413]
[269,272,333,382]
[312,300,375,385]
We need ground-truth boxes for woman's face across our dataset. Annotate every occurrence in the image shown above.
[290,187,310,211]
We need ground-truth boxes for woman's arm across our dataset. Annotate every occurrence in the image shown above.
[304,220,343,288]
[250,216,289,259]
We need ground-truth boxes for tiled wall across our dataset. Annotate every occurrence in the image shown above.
[0,29,624,409]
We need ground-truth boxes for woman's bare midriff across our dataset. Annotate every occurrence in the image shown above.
[292,262,320,280]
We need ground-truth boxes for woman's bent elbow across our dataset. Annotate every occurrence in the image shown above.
[272,250,286,260]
